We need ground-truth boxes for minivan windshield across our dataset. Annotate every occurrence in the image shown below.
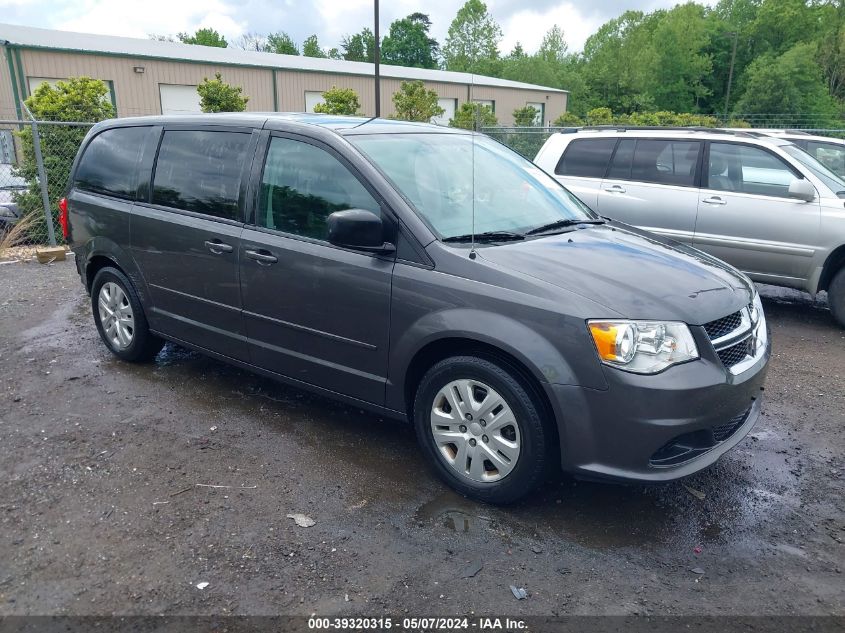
[349,133,596,240]
[783,144,845,196]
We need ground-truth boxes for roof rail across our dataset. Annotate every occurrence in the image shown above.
[576,125,755,136]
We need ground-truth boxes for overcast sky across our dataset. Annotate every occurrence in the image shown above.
[0,0,718,54]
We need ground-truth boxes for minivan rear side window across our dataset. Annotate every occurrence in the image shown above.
[555,138,617,178]
[630,140,700,187]
[74,126,149,200]
[152,130,250,220]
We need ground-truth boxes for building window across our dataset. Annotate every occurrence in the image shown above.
[159,84,201,115]
[473,99,495,112]
[526,102,545,126]
[305,91,325,113]
[433,98,457,125]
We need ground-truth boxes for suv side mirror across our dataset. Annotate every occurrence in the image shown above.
[327,209,395,254]
[788,177,816,202]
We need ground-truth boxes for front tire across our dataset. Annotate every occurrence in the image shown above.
[91,267,163,362]
[413,355,550,504]
[829,267,845,328]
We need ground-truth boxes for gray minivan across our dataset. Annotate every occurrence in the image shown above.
[64,114,769,503]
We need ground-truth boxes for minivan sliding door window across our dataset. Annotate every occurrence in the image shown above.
[152,130,250,219]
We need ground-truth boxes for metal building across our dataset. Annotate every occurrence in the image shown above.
[0,23,568,125]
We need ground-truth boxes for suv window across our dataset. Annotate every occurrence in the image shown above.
[257,137,380,240]
[74,127,149,199]
[806,140,845,177]
[555,138,616,178]
[630,140,700,187]
[708,143,795,197]
[152,130,250,220]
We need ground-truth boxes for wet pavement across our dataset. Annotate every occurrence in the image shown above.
[0,259,843,616]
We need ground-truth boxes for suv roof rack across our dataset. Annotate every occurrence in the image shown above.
[572,125,756,137]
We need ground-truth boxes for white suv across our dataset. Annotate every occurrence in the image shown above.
[534,128,845,326]
[736,130,845,179]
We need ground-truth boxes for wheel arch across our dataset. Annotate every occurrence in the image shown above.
[402,336,562,464]
[818,244,845,293]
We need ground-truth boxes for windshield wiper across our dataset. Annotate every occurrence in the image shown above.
[442,230,525,243]
[525,218,606,236]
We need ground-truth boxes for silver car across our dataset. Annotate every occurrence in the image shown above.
[535,128,845,327]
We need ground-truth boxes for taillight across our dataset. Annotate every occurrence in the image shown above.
[58,197,69,240]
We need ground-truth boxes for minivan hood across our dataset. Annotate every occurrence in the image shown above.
[477,223,753,324]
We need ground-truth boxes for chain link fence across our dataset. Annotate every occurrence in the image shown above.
[0,117,93,250]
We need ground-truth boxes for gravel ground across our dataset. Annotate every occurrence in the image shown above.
[0,258,842,618]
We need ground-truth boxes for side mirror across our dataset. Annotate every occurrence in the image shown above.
[788,177,816,202]
[327,209,395,254]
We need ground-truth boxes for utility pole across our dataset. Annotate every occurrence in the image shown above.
[724,31,738,122]
[374,0,381,117]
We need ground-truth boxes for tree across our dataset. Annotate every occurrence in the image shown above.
[341,28,376,63]
[538,25,568,64]
[178,28,227,48]
[734,42,840,126]
[313,87,361,115]
[391,80,444,122]
[450,103,497,130]
[513,105,539,127]
[303,34,327,58]
[381,13,440,69]
[197,73,249,113]
[234,33,267,51]
[443,0,503,72]
[267,32,299,55]
[13,77,114,242]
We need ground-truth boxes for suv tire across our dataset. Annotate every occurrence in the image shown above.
[413,355,549,504]
[91,267,163,362]
[829,267,845,328]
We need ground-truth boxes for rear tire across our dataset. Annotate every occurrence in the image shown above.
[91,267,163,362]
[829,267,845,328]
[413,355,549,504]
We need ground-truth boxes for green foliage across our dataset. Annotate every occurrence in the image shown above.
[734,42,840,126]
[341,28,376,62]
[443,0,502,72]
[553,112,584,127]
[450,103,497,130]
[178,28,227,47]
[513,106,540,127]
[303,34,327,58]
[13,77,114,243]
[382,13,440,69]
[313,87,361,116]
[585,107,614,126]
[267,32,299,55]
[391,81,444,122]
[197,72,249,113]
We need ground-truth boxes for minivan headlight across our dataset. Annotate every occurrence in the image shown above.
[587,320,699,374]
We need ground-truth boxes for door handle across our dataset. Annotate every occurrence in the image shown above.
[604,184,626,193]
[245,249,278,265]
[204,240,233,254]
[702,196,727,205]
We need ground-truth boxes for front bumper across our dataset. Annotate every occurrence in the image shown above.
[545,328,770,482]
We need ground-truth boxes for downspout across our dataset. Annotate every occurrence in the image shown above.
[1,41,23,120]
[13,47,27,101]
[271,69,278,111]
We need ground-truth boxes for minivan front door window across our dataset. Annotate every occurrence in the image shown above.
[350,133,595,240]
[257,137,381,240]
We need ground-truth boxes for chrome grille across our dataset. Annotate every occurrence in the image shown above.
[703,311,742,340]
